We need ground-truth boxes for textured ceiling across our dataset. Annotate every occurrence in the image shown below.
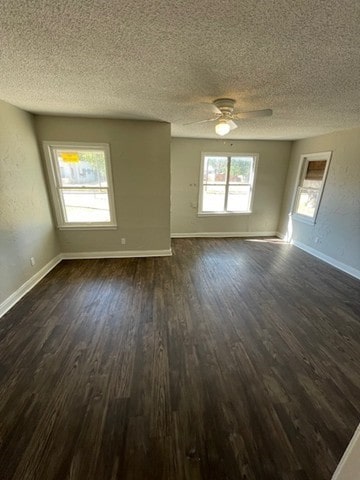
[0,0,359,139]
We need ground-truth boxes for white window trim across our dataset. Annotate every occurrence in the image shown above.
[198,152,258,216]
[43,141,117,230]
[291,151,332,225]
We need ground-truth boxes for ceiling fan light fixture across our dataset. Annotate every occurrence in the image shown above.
[215,120,231,136]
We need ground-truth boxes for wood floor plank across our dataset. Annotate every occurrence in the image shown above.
[0,238,359,479]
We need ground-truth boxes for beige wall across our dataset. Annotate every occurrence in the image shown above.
[171,138,292,235]
[278,127,360,273]
[35,116,171,253]
[0,101,60,306]
[332,425,360,480]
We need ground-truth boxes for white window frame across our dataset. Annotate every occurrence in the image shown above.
[43,141,117,230]
[198,152,258,216]
[291,151,332,225]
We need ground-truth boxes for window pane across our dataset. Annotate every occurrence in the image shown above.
[202,185,226,211]
[302,160,326,189]
[229,157,253,184]
[56,150,108,188]
[305,160,326,180]
[203,156,228,184]
[295,187,320,217]
[227,185,251,211]
[60,189,110,223]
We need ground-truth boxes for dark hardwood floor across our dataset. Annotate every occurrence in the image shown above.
[0,238,359,480]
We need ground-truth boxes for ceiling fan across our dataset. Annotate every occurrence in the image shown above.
[186,98,272,136]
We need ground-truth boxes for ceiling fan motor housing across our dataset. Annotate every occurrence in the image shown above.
[213,98,236,115]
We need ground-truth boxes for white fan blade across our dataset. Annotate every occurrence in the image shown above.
[183,116,219,125]
[232,109,272,120]
[228,120,238,130]
[212,105,222,114]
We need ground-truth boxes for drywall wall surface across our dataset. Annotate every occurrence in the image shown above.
[35,116,171,253]
[0,100,60,305]
[171,138,292,235]
[278,127,360,271]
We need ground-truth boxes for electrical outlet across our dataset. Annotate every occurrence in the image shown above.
[314,237,319,244]
[121,238,126,245]
[30,257,35,266]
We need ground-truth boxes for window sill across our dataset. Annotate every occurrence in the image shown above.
[291,213,316,225]
[58,224,118,231]
[198,211,252,217]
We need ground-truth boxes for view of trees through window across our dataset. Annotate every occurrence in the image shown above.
[293,155,330,220]
[201,155,255,213]
[58,151,107,187]
[203,156,252,184]
[55,149,111,223]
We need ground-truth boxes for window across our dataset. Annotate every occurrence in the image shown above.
[43,142,116,229]
[199,153,257,214]
[292,151,331,223]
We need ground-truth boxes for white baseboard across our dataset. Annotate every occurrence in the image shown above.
[292,240,360,280]
[61,249,172,259]
[0,254,63,318]
[171,231,277,238]
[331,424,360,479]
